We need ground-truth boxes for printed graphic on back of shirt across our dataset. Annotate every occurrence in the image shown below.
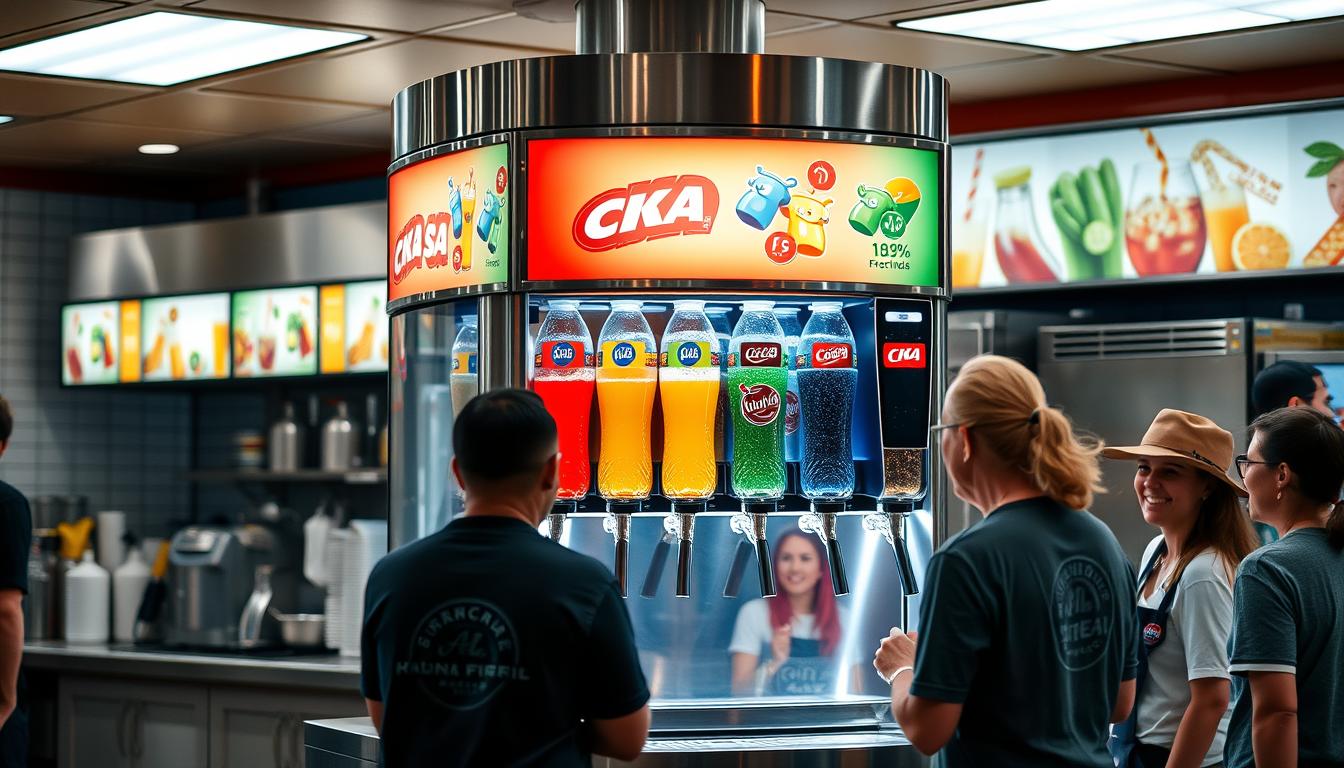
[396,598,531,709]
[1050,556,1115,671]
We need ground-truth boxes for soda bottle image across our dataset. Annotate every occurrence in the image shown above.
[797,302,857,499]
[659,300,719,499]
[728,300,788,499]
[772,306,803,464]
[460,170,477,272]
[534,300,595,500]
[449,316,478,417]
[596,301,658,500]
[706,306,734,464]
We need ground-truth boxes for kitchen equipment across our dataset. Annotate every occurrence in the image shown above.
[268,402,304,471]
[268,607,325,647]
[133,540,172,643]
[238,564,277,649]
[64,550,110,644]
[303,507,332,587]
[57,517,94,562]
[95,510,126,571]
[321,401,356,471]
[163,524,274,649]
[24,535,61,640]
[112,545,151,643]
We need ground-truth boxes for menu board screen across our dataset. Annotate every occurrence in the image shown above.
[320,281,388,374]
[61,302,120,385]
[140,294,230,381]
[232,287,318,378]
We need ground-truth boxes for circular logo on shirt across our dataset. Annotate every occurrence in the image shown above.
[1050,556,1115,671]
[399,599,527,710]
[1142,622,1164,648]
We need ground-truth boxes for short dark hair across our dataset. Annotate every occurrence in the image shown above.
[1250,407,1344,547]
[0,395,12,444]
[1252,361,1323,416]
[452,389,557,483]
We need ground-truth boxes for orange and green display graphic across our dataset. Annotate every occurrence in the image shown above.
[526,137,941,287]
[951,105,1344,289]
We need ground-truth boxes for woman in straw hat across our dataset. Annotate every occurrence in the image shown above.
[873,355,1137,767]
[1103,410,1257,768]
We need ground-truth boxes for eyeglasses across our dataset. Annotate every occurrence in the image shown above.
[930,423,961,433]
[1234,454,1273,479]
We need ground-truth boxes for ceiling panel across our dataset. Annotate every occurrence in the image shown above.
[157,135,382,172]
[205,38,549,107]
[763,1,971,21]
[286,110,390,149]
[428,14,574,52]
[0,73,151,117]
[0,119,234,162]
[945,55,1200,103]
[186,0,508,34]
[1109,19,1344,73]
[0,0,121,40]
[76,91,374,135]
[765,21,1032,69]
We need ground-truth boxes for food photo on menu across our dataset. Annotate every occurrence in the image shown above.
[61,302,120,385]
[232,287,318,378]
[344,281,389,372]
[140,293,230,382]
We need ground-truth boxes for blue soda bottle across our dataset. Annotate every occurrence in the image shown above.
[797,302,856,499]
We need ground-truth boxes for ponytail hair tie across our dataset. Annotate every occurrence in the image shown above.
[1028,408,1042,425]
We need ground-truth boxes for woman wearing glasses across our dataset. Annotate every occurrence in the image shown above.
[873,355,1137,767]
[1225,407,1344,768]
[1103,410,1257,768]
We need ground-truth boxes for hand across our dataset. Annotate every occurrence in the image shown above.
[874,628,918,681]
[770,619,794,668]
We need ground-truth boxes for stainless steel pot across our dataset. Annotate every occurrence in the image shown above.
[268,607,325,647]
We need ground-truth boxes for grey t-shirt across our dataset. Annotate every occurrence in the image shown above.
[910,497,1139,768]
[1226,528,1344,768]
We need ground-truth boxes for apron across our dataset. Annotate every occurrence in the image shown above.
[765,637,837,696]
[1110,542,1177,768]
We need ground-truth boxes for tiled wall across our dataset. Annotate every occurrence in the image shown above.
[0,187,196,538]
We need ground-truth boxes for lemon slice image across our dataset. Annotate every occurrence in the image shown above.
[1231,222,1291,271]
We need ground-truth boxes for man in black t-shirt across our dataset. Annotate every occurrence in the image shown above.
[361,389,650,767]
[0,395,31,768]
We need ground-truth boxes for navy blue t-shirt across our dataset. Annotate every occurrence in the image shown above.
[910,497,1139,768]
[0,481,30,595]
[361,516,650,768]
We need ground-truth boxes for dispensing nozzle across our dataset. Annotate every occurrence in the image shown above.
[801,500,849,596]
[603,501,638,597]
[639,501,701,599]
[545,500,576,543]
[724,501,775,598]
[864,500,919,596]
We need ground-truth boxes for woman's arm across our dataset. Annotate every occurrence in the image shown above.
[731,652,761,696]
[1249,671,1297,766]
[1164,677,1230,768]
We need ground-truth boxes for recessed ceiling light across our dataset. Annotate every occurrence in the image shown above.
[0,11,367,86]
[896,0,1344,51]
[0,116,13,125]
[139,144,180,155]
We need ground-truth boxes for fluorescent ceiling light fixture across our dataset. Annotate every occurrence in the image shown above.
[897,0,1344,51]
[0,116,13,125]
[138,143,180,155]
[0,12,366,86]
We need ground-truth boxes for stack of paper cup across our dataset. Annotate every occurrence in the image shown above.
[96,511,127,571]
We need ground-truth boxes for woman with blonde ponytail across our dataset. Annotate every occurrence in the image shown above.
[874,355,1139,767]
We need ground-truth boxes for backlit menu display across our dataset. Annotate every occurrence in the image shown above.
[232,286,318,378]
[320,280,388,374]
[140,293,230,381]
[61,302,120,385]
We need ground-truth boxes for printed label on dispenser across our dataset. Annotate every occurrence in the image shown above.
[807,343,853,369]
[661,341,717,369]
[453,352,478,374]
[536,340,591,370]
[882,343,927,369]
[731,342,782,368]
[599,341,655,369]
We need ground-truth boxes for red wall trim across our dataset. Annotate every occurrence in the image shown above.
[950,60,1344,136]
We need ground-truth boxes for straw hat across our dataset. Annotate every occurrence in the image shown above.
[1102,409,1247,497]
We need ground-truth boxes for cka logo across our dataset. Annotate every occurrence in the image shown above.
[573,175,719,252]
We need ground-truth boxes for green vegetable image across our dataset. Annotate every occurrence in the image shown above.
[1050,158,1124,280]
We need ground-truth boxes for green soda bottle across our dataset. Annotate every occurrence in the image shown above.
[728,301,788,499]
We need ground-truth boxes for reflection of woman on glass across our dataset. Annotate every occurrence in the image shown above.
[729,529,847,696]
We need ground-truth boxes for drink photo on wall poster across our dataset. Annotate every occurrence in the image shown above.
[951,105,1344,289]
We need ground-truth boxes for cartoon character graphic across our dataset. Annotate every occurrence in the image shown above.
[847,177,922,240]
[488,198,506,254]
[785,189,833,257]
[736,165,798,230]
[476,190,502,252]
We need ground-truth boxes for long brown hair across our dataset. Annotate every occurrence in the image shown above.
[946,355,1105,511]
[1162,481,1258,587]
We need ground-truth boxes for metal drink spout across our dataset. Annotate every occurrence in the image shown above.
[724,501,775,598]
[603,500,638,597]
[801,501,849,596]
[864,500,919,596]
[640,501,701,599]
[545,500,576,543]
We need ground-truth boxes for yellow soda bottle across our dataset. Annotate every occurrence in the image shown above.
[659,300,719,499]
[596,301,658,499]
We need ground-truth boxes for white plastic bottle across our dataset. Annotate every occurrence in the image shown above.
[112,548,151,643]
[65,550,110,644]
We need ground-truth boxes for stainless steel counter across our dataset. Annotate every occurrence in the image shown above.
[305,716,926,767]
[24,641,361,692]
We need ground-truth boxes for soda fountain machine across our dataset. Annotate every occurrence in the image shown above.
[380,0,948,760]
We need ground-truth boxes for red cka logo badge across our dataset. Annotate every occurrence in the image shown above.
[882,343,926,369]
[739,383,782,427]
[573,175,719,252]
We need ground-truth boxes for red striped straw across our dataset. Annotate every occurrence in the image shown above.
[964,147,983,223]
[1141,128,1169,200]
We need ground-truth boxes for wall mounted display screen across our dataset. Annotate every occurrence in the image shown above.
[951,105,1344,289]
[61,302,120,385]
[320,280,388,374]
[140,293,230,381]
[231,286,318,378]
[388,141,510,303]
[525,136,941,288]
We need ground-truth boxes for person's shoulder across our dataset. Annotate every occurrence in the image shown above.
[1141,534,1163,565]
[0,480,28,510]
[737,597,768,618]
[1182,548,1232,587]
